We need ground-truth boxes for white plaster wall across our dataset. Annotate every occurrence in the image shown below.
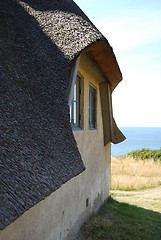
[0,62,111,240]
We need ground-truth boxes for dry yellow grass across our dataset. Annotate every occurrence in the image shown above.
[111,187,161,212]
[111,156,161,190]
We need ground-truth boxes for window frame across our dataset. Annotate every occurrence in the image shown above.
[70,74,82,129]
[89,84,97,129]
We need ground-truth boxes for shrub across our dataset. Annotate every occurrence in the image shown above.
[124,148,161,161]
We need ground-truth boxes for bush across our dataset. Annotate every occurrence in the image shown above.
[124,148,161,161]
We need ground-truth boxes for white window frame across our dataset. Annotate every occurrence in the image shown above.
[70,75,81,128]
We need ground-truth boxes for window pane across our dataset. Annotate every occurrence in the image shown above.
[70,75,81,128]
[89,85,96,129]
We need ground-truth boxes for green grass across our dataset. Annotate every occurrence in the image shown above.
[123,148,161,161]
[82,196,161,240]
[81,149,161,239]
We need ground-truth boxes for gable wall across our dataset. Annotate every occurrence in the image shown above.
[0,60,111,240]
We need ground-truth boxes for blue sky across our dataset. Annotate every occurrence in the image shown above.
[75,0,161,127]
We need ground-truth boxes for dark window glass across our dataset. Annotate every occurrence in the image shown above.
[89,85,96,129]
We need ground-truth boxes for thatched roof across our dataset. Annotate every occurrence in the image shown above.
[0,0,123,230]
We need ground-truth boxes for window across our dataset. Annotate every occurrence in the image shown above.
[89,85,96,129]
[70,75,81,128]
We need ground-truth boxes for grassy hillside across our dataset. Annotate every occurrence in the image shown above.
[111,156,161,191]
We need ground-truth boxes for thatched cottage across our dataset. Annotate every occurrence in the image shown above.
[0,0,125,239]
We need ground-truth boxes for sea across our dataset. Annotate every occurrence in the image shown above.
[111,127,161,156]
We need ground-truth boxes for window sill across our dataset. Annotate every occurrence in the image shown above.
[89,128,97,131]
[72,127,83,131]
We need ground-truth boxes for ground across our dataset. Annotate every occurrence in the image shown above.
[111,186,161,213]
